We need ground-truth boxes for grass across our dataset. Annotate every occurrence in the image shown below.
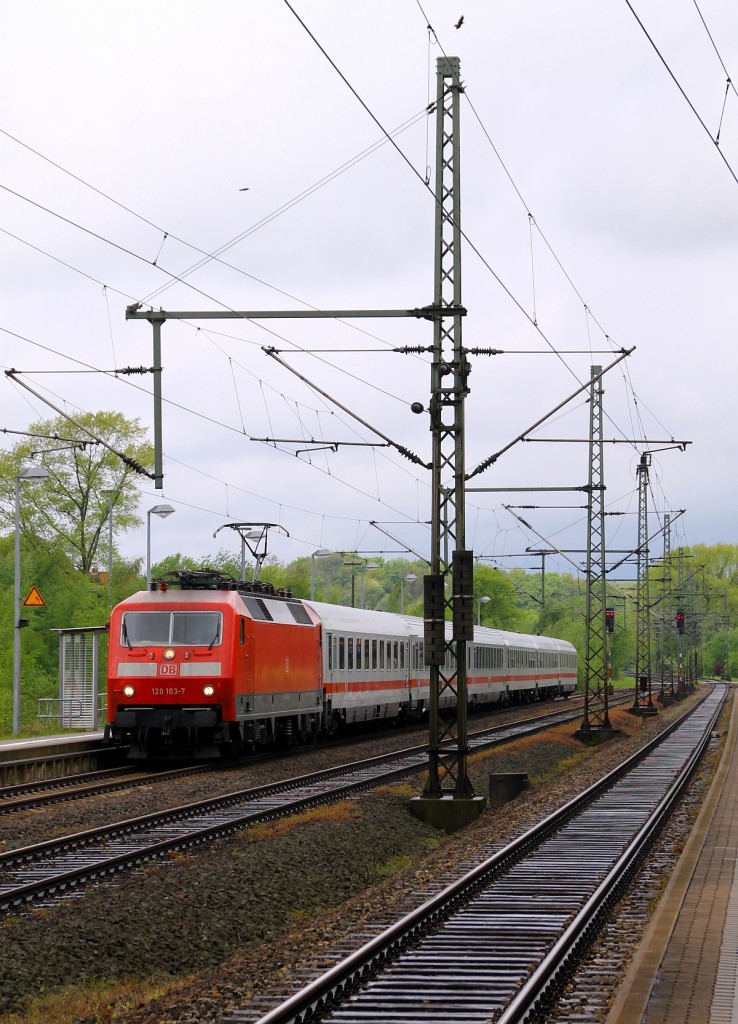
[0,975,173,1024]
[370,853,414,878]
[247,800,363,842]
[468,721,584,767]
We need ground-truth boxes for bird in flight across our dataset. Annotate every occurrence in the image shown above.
[455,15,464,28]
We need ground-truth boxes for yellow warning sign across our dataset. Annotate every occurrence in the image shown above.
[23,586,46,607]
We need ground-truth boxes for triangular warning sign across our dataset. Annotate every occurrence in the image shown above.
[23,586,46,607]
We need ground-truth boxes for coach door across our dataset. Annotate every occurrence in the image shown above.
[323,631,335,720]
[408,636,421,708]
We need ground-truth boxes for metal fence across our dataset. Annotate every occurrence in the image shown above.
[37,693,107,730]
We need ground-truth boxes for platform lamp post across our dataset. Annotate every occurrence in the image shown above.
[310,548,331,600]
[477,594,491,626]
[400,572,418,613]
[13,465,49,735]
[146,504,175,588]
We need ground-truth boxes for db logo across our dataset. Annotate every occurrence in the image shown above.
[159,664,179,675]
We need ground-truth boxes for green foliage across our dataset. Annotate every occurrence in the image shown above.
[0,536,114,734]
[0,411,153,573]
[474,564,526,630]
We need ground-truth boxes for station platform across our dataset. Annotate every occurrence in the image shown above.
[0,732,111,784]
[607,685,738,1024]
[0,731,105,763]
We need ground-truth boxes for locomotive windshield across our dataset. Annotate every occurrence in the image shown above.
[121,610,222,647]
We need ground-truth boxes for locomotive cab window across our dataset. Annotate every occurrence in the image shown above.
[121,610,222,647]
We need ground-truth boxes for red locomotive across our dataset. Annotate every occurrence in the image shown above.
[105,569,578,759]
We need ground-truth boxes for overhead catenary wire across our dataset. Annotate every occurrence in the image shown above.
[3,338,437,521]
[412,0,701,491]
[263,346,430,469]
[283,0,685,554]
[1,18,661,461]
[2,7,701,565]
[1,317,446,547]
[623,0,738,184]
[4,357,435,548]
[691,0,738,98]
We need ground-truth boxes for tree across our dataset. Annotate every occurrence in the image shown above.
[474,564,526,631]
[0,412,153,574]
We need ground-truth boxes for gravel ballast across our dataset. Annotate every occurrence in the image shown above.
[0,692,715,1024]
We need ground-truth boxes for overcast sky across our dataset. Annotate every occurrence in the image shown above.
[2,0,737,581]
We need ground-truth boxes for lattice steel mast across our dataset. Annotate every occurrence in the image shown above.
[632,453,655,713]
[661,513,675,699]
[412,57,483,829]
[579,365,611,732]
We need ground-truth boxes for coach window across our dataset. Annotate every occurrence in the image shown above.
[356,637,362,671]
[348,637,354,670]
[327,633,333,671]
[400,642,405,669]
[379,640,385,670]
[371,639,377,670]
[364,638,370,669]
[338,636,345,670]
[392,641,398,670]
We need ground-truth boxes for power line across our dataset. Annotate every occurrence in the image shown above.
[623,0,738,185]
[691,0,738,99]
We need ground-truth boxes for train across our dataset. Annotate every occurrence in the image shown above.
[104,569,578,760]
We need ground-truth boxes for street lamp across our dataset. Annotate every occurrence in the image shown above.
[342,558,377,608]
[14,466,49,735]
[146,503,175,587]
[477,594,491,626]
[343,559,362,608]
[310,548,331,601]
[400,572,418,613]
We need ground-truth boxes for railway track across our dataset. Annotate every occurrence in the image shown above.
[220,684,723,1024]
[0,695,605,815]
[0,761,222,814]
[0,698,610,911]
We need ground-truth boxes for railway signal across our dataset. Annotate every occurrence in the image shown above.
[676,609,685,634]
[605,607,615,633]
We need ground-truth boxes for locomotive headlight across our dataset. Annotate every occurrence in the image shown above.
[202,684,215,697]
[163,648,175,660]
[123,684,136,698]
